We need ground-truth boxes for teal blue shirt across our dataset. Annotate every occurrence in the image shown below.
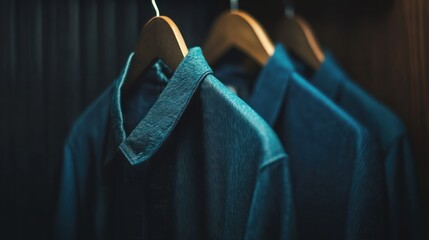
[55,48,296,240]
[215,45,387,239]
[292,51,424,239]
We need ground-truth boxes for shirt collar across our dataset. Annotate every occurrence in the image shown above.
[308,51,343,101]
[107,47,213,166]
[248,44,295,126]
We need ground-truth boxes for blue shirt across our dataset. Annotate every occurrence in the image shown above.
[215,45,387,239]
[54,47,296,240]
[292,52,424,239]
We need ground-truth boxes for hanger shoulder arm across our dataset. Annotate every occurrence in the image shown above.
[126,16,188,87]
[203,10,274,66]
[276,16,324,69]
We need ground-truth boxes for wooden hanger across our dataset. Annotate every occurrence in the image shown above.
[276,14,324,70]
[203,9,275,66]
[123,1,188,91]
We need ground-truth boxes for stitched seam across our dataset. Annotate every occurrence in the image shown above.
[258,154,287,173]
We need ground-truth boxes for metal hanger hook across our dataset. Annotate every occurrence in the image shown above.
[284,0,295,17]
[230,0,238,11]
[152,0,160,17]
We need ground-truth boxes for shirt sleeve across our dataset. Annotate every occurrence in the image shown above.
[54,143,79,240]
[244,157,297,240]
[346,132,387,240]
[385,136,425,239]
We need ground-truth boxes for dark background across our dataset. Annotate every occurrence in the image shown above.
[1,0,427,239]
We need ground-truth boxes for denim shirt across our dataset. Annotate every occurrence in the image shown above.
[54,47,296,240]
[292,52,424,239]
[215,45,387,240]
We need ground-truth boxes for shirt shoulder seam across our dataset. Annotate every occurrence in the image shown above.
[259,154,288,172]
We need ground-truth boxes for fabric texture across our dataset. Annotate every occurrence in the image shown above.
[54,47,296,240]
[290,51,424,240]
[215,45,387,240]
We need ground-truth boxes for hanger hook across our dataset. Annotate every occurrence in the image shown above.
[152,0,160,17]
[230,0,238,11]
[284,0,295,17]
